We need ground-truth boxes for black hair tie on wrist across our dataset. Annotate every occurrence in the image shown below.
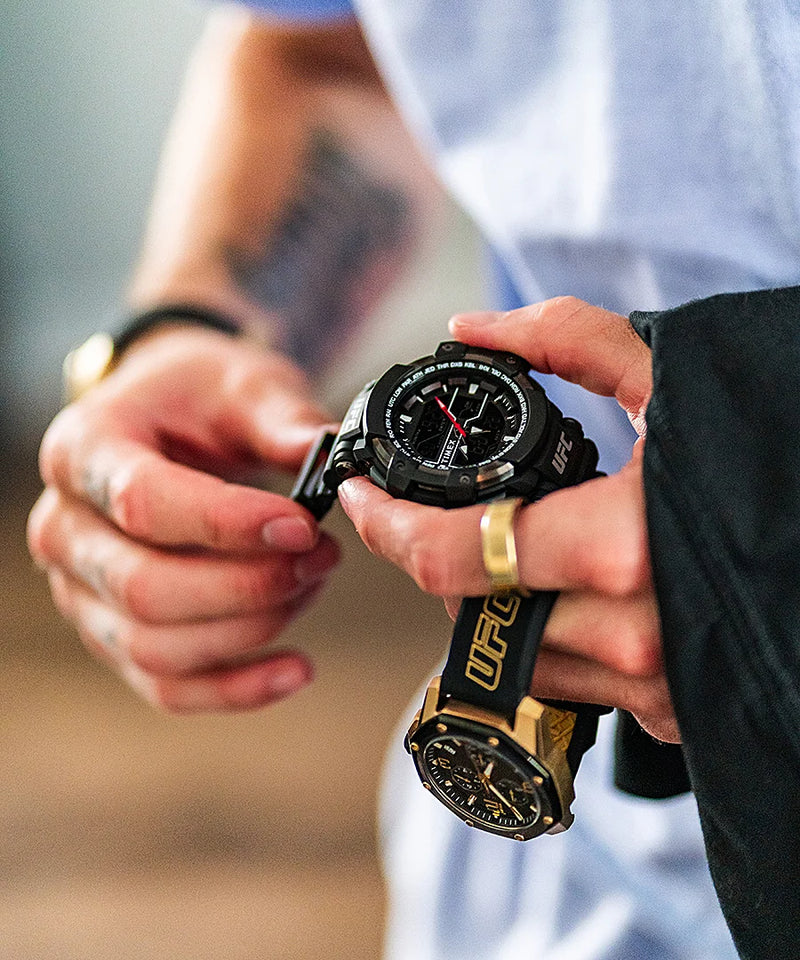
[114,304,241,353]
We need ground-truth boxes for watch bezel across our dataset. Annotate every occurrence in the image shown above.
[360,343,551,506]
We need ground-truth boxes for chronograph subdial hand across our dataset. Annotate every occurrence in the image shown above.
[479,762,525,821]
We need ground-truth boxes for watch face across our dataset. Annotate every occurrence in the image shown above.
[385,358,530,471]
[414,726,555,837]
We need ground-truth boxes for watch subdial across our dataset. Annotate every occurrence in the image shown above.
[497,779,541,817]
[451,765,484,793]
[457,398,506,463]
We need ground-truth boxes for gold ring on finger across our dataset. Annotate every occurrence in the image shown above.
[480,497,525,593]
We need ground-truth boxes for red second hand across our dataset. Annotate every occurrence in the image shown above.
[435,396,467,439]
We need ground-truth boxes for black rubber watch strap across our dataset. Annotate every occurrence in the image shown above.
[441,590,557,720]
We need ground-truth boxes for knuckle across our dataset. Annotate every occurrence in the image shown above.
[139,676,183,714]
[38,408,75,485]
[547,294,587,317]
[125,628,173,676]
[612,619,662,676]
[409,541,454,596]
[235,563,282,611]
[199,496,239,551]
[627,676,673,724]
[46,569,74,619]
[117,561,160,623]
[106,460,154,539]
[592,532,649,595]
[27,493,55,562]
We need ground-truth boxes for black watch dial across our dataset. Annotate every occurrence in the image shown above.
[385,358,529,470]
[411,720,559,839]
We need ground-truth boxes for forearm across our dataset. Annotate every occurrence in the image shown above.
[128,6,437,369]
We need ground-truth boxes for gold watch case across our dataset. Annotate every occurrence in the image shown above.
[405,676,577,839]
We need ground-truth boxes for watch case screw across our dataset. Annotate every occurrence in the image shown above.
[488,737,500,747]
[436,723,448,733]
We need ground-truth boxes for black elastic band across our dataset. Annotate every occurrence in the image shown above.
[115,305,241,354]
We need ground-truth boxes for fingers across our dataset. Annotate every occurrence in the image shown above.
[116,655,315,714]
[449,297,652,432]
[338,465,648,599]
[103,326,335,468]
[47,559,319,672]
[32,330,345,712]
[29,488,340,624]
[531,648,680,743]
[40,414,319,553]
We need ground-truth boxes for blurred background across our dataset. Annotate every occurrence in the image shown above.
[0,1,484,957]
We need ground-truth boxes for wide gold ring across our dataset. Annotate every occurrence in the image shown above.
[480,497,525,593]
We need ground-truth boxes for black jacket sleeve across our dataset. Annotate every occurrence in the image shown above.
[629,287,800,960]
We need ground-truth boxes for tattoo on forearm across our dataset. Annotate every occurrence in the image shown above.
[224,131,410,371]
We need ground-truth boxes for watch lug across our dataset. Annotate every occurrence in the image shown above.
[419,675,444,723]
[404,710,422,753]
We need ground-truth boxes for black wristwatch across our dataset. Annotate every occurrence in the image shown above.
[293,340,607,839]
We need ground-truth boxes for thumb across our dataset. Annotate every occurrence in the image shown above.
[449,297,652,431]
[210,349,337,470]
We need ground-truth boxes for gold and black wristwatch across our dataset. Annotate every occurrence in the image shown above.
[293,340,609,839]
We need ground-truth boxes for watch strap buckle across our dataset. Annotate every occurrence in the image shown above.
[290,430,338,520]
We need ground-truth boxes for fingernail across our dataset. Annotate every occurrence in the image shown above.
[262,516,316,552]
[269,659,314,697]
[449,310,504,329]
[294,549,339,584]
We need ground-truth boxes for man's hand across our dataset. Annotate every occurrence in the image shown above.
[27,326,340,712]
[339,297,679,743]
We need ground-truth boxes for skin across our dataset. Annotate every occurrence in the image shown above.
[26,11,413,712]
[27,11,677,741]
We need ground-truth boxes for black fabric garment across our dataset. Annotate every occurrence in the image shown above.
[630,287,800,960]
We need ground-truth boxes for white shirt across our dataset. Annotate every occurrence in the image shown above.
[347,2,800,957]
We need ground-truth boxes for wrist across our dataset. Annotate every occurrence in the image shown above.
[63,304,242,403]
